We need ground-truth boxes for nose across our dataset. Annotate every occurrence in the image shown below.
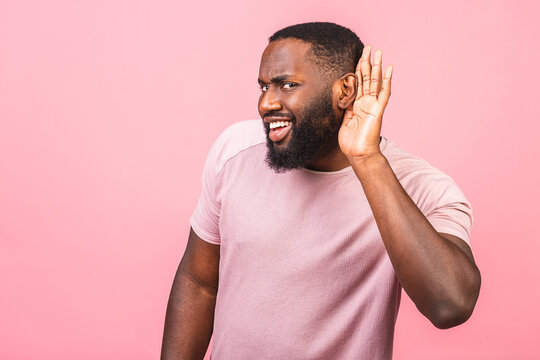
[258,88,282,115]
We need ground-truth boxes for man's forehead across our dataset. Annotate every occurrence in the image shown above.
[258,39,313,79]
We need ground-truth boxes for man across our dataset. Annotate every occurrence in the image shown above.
[161,22,481,360]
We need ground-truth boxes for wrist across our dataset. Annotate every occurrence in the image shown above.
[349,152,389,178]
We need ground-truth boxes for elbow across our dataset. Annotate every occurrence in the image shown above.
[430,301,475,329]
[429,269,482,329]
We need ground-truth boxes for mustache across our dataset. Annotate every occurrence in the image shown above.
[264,112,295,121]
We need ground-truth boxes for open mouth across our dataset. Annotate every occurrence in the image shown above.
[268,121,292,143]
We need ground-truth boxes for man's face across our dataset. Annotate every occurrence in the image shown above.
[258,39,341,172]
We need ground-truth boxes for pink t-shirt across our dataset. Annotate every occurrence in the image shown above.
[191,120,472,360]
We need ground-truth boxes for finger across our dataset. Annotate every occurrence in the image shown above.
[378,65,393,107]
[370,50,382,96]
[360,46,372,96]
[354,52,363,97]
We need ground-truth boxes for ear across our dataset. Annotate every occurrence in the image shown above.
[334,73,357,110]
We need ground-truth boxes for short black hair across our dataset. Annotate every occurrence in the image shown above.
[269,22,364,79]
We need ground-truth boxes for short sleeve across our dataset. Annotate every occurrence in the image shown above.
[189,120,267,245]
[402,170,473,244]
[384,140,473,245]
[190,137,223,245]
[423,178,473,244]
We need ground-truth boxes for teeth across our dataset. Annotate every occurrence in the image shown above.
[269,121,291,129]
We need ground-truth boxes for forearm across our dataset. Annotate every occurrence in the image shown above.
[351,153,480,328]
[161,267,217,360]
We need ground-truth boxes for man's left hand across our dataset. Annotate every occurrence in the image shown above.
[338,46,393,161]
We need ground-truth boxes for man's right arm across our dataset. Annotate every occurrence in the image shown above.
[161,228,220,360]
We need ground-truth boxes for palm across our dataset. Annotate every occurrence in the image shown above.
[338,46,393,160]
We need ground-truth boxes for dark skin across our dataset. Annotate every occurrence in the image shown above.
[339,44,481,328]
[161,229,219,360]
[161,39,481,359]
[258,38,350,171]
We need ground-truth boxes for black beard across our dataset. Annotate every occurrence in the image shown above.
[263,88,341,173]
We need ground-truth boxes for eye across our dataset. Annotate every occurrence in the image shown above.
[260,84,268,92]
[282,82,297,89]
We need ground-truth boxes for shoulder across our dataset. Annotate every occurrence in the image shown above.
[206,119,266,175]
[382,137,470,208]
[217,119,266,148]
[383,138,455,184]
[382,138,473,242]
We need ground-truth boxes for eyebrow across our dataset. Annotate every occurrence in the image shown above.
[258,74,294,84]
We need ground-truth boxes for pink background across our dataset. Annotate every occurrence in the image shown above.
[1,0,539,359]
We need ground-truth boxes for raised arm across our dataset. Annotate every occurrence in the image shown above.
[338,46,481,328]
[161,228,220,359]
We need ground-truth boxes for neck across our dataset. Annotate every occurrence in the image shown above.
[305,145,351,172]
